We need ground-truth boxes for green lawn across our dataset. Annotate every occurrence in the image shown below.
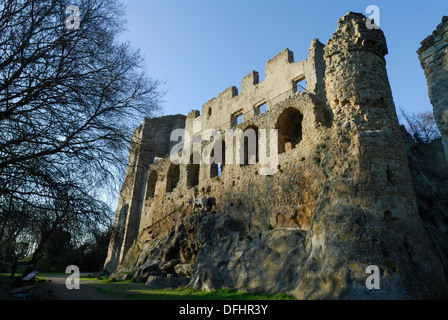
[2,264,296,300]
[0,267,51,300]
[79,276,296,300]
[0,264,28,276]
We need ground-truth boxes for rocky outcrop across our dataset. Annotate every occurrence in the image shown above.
[112,210,309,295]
[112,179,448,299]
[418,16,448,162]
[404,131,448,276]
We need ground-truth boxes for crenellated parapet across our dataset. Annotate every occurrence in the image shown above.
[184,42,326,137]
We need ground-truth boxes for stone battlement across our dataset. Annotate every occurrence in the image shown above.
[184,41,326,136]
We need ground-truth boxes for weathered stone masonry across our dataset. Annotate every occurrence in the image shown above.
[104,115,186,272]
[418,16,448,162]
[104,38,330,272]
[104,12,448,299]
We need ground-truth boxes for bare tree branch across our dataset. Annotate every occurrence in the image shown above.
[0,0,162,264]
[400,108,441,143]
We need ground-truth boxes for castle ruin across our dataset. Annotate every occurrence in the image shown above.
[418,16,448,162]
[103,12,448,299]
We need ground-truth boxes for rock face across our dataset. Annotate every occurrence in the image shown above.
[111,210,309,294]
[418,16,448,162]
[106,12,448,299]
[295,13,448,299]
[405,133,448,279]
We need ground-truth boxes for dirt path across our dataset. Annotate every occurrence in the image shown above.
[42,274,122,300]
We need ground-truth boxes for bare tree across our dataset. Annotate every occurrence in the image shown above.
[0,0,162,265]
[400,108,441,143]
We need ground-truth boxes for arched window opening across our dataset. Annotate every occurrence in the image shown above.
[187,153,200,188]
[166,163,180,192]
[241,126,259,167]
[146,170,158,199]
[210,140,226,177]
[211,162,219,178]
[210,148,218,179]
[276,108,303,154]
[220,140,226,174]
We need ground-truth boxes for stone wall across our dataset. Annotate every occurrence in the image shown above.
[104,115,186,272]
[185,40,326,137]
[104,37,329,272]
[136,92,330,246]
[418,16,448,162]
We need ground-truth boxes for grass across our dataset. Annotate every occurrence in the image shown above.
[2,265,296,300]
[0,265,27,276]
[0,267,53,300]
[77,276,296,300]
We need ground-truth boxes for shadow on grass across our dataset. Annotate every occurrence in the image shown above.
[84,279,296,300]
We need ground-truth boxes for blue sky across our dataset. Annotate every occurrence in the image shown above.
[119,0,446,119]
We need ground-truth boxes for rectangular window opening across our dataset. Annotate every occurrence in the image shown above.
[232,111,244,127]
[293,77,307,93]
[257,102,267,115]
[237,114,243,125]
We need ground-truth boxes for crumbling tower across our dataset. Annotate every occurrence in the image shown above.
[295,12,448,299]
[324,12,415,215]
[104,115,186,272]
[418,16,448,162]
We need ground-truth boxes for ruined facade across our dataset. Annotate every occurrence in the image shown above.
[104,12,448,299]
[418,16,448,162]
[104,38,329,272]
